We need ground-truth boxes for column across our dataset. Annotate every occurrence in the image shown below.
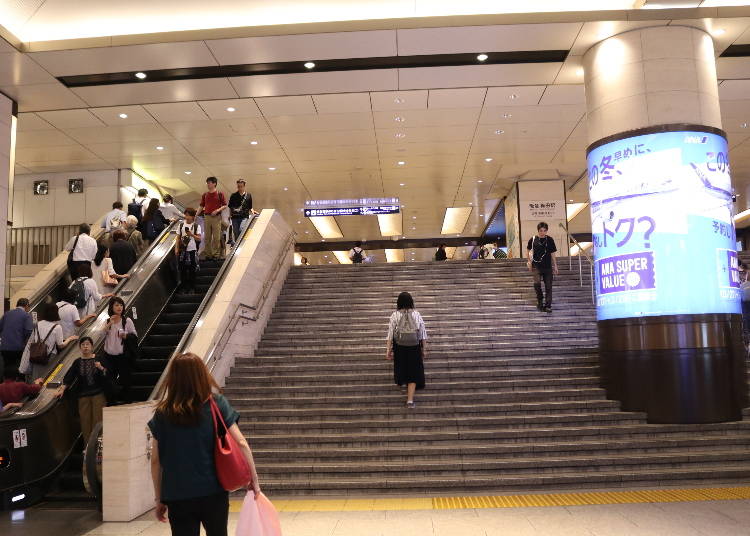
[583,26,747,423]
[0,94,16,309]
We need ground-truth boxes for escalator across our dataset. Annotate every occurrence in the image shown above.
[0,216,257,510]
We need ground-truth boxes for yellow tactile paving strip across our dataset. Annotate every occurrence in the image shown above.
[229,487,750,513]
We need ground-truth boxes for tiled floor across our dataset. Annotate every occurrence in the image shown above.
[4,498,750,536]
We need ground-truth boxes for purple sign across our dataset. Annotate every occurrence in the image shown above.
[597,251,656,295]
[726,250,740,289]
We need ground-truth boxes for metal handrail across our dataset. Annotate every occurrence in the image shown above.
[559,223,595,304]
[149,215,260,399]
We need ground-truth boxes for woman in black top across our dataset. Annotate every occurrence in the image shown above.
[434,244,448,261]
[149,353,260,536]
[56,337,108,442]
[227,179,255,245]
[109,229,138,275]
[142,198,170,242]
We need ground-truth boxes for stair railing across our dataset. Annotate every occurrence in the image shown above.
[560,223,595,305]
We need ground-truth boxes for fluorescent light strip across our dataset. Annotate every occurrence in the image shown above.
[385,249,404,263]
[570,242,593,256]
[294,252,303,266]
[309,216,343,239]
[566,202,589,221]
[734,209,750,224]
[377,213,402,237]
[333,251,353,264]
[445,246,457,259]
[441,207,472,235]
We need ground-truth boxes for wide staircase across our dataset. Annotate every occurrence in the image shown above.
[224,258,750,495]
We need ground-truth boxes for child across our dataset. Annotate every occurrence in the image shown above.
[176,208,202,294]
[56,337,108,442]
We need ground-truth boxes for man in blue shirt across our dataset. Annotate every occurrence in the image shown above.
[0,298,34,379]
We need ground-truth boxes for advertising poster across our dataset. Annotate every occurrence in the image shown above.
[588,129,741,321]
[518,180,567,260]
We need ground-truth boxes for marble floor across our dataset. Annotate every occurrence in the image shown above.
[3,498,750,536]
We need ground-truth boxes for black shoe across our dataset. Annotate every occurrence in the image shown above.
[544,306,552,313]
[537,302,543,311]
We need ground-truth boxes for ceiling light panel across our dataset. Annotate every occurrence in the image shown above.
[378,213,403,237]
[197,98,262,119]
[428,88,487,109]
[144,102,210,123]
[229,70,398,99]
[385,249,404,263]
[309,216,344,239]
[370,90,428,110]
[441,207,473,235]
[484,86,547,106]
[312,93,372,113]
[333,251,353,264]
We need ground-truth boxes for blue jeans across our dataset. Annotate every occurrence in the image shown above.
[230,217,248,244]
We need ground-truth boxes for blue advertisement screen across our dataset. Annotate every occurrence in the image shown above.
[587,130,741,321]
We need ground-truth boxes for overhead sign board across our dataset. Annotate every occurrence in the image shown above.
[304,205,400,217]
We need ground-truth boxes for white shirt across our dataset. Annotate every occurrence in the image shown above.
[56,301,81,339]
[19,321,64,374]
[179,221,201,252]
[160,203,183,221]
[103,317,137,356]
[386,310,428,343]
[65,233,98,262]
[91,257,116,295]
[71,277,103,317]
[102,209,127,232]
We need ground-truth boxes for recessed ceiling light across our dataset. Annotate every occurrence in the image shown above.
[469,202,473,205]
[399,183,405,186]
[479,214,484,217]
[321,238,326,242]
[742,123,748,129]
[156,146,164,151]
[283,187,288,191]
[268,167,276,171]
[395,133,406,138]
[411,227,416,230]
[412,216,416,219]
[569,199,574,202]
[324,255,328,258]
[135,72,147,79]
[509,94,518,100]
[184,171,192,175]
[484,157,493,162]
[297,220,301,224]
[477,180,483,183]
[494,129,505,135]
[394,116,405,122]
[394,97,405,104]
[575,67,585,77]
[250,140,259,145]
[226,107,236,112]
[304,62,315,69]
[397,161,405,166]
[714,28,726,36]
[477,53,489,62]
[305,231,309,234]
[118,113,128,119]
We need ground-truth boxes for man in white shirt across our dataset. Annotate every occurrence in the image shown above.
[101,202,127,233]
[65,223,98,280]
[130,189,150,218]
[176,208,202,293]
[160,194,184,221]
[56,289,96,339]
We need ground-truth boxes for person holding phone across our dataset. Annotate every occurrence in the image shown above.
[527,221,559,313]
[101,297,137,403]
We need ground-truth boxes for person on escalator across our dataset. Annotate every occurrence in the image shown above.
[160,194,184,222]
[125,215,147,257]
[71,263,113,318]
[142,198,170,243]
[176,208,202,294]
[64,223,98,281]
[92,244,129,295]
[0,371,43,404]
[57,289,96,339]
[0,298,33,380]
[110,229,138,275]
[56,337,108,443]
[197,176,228,261]
[101,297,137,403]
[19,301,79,380]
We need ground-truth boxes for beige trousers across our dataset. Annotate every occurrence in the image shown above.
[78,393,106,444]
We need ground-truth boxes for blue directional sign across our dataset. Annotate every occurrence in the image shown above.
[304,205,400,217]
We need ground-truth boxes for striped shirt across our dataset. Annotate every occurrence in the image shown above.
[386,310,428,343]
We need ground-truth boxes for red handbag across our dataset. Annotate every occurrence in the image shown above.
[209,396,252,491]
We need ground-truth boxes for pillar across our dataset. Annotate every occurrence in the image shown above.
[583,26,747,423]
[0,94,16,310]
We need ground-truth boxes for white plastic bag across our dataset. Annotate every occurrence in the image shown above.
[235,491,282,536]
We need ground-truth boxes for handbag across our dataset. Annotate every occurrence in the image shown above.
[236,491,281,536]
[102,268,117,287]
[209,395,251,491]
[29,324,57,365]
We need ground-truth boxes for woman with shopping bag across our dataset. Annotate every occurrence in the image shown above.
[148,352,262,536]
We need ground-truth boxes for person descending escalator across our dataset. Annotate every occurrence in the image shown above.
[19,302,79,380]
[176,208,202,294]
[527,222,559,313]
[100,297,137,404]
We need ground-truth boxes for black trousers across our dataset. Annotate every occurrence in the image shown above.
[167,491,229,536]
[0,350,23,380]
[101,352,132,403]
[179,251,197,291]
[532,267,553,307]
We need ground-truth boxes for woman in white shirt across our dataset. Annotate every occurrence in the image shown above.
[20,302,78,380]
[92,244,128,295]
[386,291,428,409]
[72,263,114,318]
[101,297,138,403]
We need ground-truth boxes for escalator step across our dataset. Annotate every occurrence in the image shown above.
[172,294,205,304]
[137,359,169,371]
[166,303,201,313]
[133,371,164,384]
[142,334,181,346]
[151,323,190,335]
[160,313,194,323]
[140,346,176,359]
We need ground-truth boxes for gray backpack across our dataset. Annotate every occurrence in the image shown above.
[395,311,420,347]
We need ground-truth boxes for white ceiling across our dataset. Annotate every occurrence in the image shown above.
[4,12,750,245]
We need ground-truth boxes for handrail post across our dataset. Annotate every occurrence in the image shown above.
[578,251,582,287]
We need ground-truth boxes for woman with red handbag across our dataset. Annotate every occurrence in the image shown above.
[148,352,260,536]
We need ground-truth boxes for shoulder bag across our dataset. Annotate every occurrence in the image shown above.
[29,324,58,365]
[209,395,251,491]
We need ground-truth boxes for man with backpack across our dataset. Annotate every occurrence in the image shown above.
[57,289,96,339]
[0,298,33,379]
[196,177,227,261]
[128,188,150,224]
[349,241,367,264]
[64,223,97,280]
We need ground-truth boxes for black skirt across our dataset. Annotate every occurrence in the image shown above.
[393,342,425,389]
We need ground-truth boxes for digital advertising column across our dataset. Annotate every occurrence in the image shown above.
[588,125,747,423]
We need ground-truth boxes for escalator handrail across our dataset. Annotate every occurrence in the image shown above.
[0,222,180,422]
[148,214,259,400]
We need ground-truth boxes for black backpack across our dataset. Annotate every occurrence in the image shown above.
[69,277,88,309]
[127,198,145,223]
[144,215,165,241]
[352,248,364,263]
